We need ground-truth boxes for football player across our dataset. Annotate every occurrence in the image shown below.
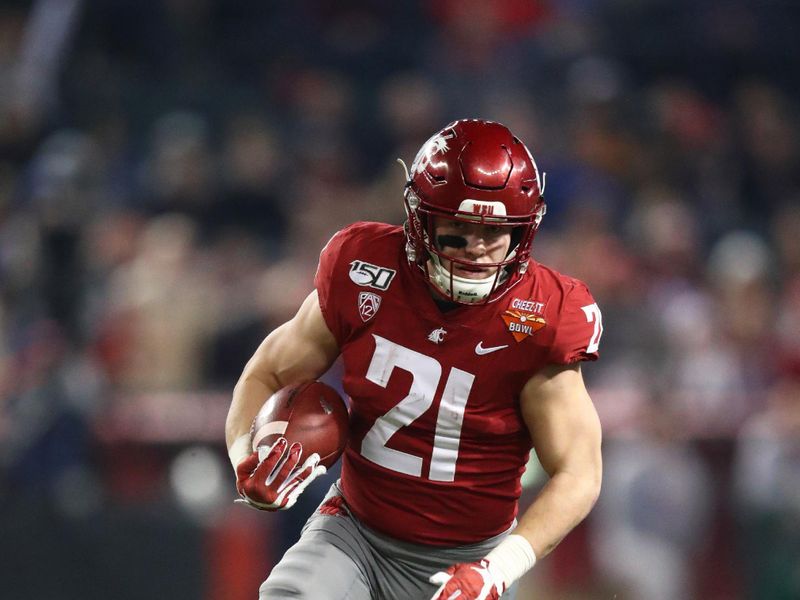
[225,119,603,600]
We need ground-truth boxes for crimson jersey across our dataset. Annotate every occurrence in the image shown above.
[314,222,601,546]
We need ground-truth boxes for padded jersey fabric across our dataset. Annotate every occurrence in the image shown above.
[314,222,600,546]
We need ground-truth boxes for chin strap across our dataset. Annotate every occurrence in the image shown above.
[397,157,411,182]
[428,255,501,304]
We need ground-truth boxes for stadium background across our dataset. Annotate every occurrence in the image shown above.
[1,1,799,598]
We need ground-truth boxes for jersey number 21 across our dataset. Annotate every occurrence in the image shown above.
[361,334,473,483]
[360,304,602,482]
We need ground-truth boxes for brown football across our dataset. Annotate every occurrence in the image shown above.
[250,381,349,468]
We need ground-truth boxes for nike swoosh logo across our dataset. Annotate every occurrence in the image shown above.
[475,342,509,355]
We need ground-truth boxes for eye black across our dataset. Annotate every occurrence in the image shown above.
[437,235,468,249]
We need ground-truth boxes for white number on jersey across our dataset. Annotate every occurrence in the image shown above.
[361,335,475,482]
[580,303,603,353]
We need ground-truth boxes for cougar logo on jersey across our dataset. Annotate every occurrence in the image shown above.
[358,292,381,322]
[349,260,396,291]
[502,297,547,342]
[427,327,447,344]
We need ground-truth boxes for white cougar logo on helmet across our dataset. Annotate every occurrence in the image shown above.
[411,131,453,175]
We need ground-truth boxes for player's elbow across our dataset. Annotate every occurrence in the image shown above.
[565,468,601,525]
[586,468,602,511]
[567,454,602,517]
[236,362,281,395]
[581,455,603,513]
[581,418,603,511]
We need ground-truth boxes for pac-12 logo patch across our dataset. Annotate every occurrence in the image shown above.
[349,260,396,291]
[502,297,547,342]
[358,292,381,322]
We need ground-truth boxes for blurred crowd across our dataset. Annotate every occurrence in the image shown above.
[1,1,799,599]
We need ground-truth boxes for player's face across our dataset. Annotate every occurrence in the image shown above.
[432,217,512,280]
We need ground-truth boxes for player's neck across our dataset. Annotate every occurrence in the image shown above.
[430,291,461,313]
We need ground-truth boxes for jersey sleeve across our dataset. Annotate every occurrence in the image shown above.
[548,279,602,364]
[314,228,351,345]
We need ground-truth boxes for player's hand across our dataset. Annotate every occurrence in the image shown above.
[235,437,326,511]
[428,559,503,600]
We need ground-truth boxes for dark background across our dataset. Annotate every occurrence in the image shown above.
[1,1,799,598]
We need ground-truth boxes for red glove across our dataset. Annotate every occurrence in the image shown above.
[428,559,503,600]
[235,437,326,511]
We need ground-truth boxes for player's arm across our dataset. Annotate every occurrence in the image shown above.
[225,289,340,510]
[513,362,602,554]
[430,363,602,600]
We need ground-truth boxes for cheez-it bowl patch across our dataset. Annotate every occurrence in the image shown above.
[502,298,546,342]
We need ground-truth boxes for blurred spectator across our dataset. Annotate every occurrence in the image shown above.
[734,376,800,600]
[139,111,219,229]
[97,214,221,390]
[733,82,800,231]
[590,402,714,600]
[1,319,105,511]
[216,112,287,249]
[772,202,800,278]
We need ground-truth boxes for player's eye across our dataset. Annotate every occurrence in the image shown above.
[441,221,466,234]
[481,225,504,238]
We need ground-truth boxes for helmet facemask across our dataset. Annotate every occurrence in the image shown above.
[403,185,544,304]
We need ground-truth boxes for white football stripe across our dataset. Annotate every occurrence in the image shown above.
[252,420,289,448]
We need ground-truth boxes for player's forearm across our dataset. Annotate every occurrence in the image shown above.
[513,468,601,559]
[225,369,279,449]
[429,467,600,597]
[225,324,296,450]
[225,365,285,472]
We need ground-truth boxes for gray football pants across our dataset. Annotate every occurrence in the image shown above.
[260,481,518,600]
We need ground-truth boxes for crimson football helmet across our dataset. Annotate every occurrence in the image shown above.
[400,119,546,304]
